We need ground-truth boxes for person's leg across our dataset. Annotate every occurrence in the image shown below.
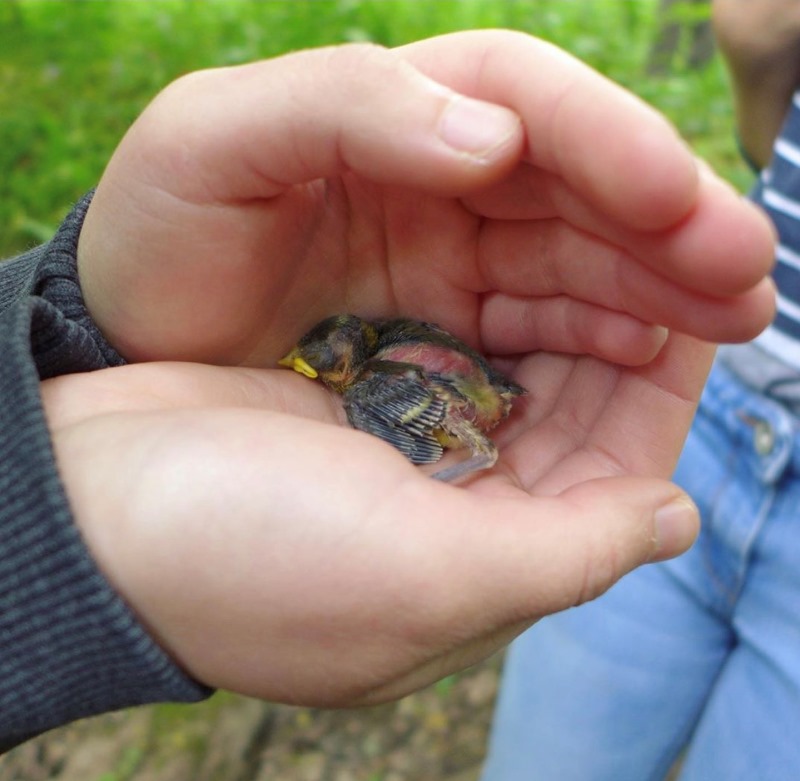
[679,464,800,781]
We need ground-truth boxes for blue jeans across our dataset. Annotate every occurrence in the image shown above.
[481,362,800,781]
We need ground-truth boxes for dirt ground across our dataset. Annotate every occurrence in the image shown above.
[0,654,503,781]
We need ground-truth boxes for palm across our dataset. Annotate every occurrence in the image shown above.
[162,176,489,364]
[501,336,707,489]
[42,348,703,703]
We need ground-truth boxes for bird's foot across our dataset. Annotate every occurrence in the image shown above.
[430,448,497,483]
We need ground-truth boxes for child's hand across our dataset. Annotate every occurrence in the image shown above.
[42,359,700,705]
[77,30,774,369]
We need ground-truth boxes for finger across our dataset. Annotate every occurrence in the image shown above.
[628,166,777,294]
[480,293,669,365]
[122,43,525,203]
[442,476,699,625]
[398,30,699,232]
[473,216,776,346]
[465,159,777,300]
[500,334,714,491]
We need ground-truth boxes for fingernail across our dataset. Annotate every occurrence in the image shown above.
[652,495,699,561]
[438,96,521,160]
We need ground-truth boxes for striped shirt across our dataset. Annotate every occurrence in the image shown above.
[749,91,800,370]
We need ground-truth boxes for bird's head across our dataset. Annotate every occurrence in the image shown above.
[278,314,379,393]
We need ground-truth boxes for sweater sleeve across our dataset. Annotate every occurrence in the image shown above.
[0,194,211,752]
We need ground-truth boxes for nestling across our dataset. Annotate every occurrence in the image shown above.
[278,315,525,482]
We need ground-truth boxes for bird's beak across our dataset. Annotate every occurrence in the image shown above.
[278,349,319,379]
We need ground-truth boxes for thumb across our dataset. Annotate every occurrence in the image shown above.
[117,43,524,202]
[437,476,699,623]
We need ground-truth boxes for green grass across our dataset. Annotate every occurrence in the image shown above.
[0,0,751,257]
[94,747,144,781]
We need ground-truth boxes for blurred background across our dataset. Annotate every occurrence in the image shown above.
[0,1,747,779]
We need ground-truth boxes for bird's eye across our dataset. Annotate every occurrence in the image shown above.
[306,343,337,371]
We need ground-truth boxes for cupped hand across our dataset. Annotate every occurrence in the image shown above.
[77,30,775,370]
[60,30,777,706]
[43,356,700,706]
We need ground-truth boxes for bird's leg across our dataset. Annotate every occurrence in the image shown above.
[431,449,497,482]
[431,426,498,483]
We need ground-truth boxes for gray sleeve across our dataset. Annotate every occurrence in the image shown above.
[0,194,211,752]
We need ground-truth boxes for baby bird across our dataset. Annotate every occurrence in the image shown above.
[278,314,525,482]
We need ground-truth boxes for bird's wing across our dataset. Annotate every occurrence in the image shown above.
[343,369,447,465]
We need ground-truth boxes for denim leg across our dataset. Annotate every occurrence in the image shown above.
[678,477,800,781]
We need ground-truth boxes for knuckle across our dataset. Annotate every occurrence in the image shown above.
[319,42,427,103]
[322,41,395,78]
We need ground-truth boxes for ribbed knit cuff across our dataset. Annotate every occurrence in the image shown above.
[0,197,211,751]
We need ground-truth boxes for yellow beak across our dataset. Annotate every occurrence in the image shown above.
[278,350,319,379]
